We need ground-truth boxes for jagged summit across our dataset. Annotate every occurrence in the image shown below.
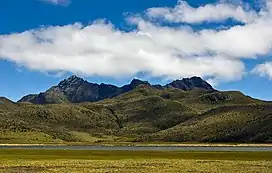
[58,75,85,87]
[130,79,150,86]
[18,75,215,104]
[166,76,214,91]
[121,79,151,92]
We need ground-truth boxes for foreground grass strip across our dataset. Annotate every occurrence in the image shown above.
[0,150,271,173]
[0,149,272,161]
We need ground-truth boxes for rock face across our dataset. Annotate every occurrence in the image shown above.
[18,76,215,104]
[201,92,233,104]
[166,77,214,91]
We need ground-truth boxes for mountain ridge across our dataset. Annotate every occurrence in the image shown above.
[18,75,215,104]
[1,77,271,143]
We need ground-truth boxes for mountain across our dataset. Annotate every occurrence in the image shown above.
[18,76,149,104]
[166,77,214,91]
[2,76,271,144]
[18,75,214,104]
[0,97,13,104]
[0,97,16,110]
[1,79,271,144]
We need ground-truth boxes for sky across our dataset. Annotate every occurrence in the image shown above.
[1,0,272,101]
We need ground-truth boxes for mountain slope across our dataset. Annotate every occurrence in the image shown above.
[0,97,15,105]
[147,104,272,143]
[1,77,271,144]
[0,97,17,111]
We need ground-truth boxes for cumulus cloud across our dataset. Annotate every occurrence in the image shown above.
[0,20,245,82]
[252,62,272,79]
[146,0,258,24]
[40,0,71,6]
[1,0,272,83]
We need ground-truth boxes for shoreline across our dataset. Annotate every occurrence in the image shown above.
[1,143,272,147]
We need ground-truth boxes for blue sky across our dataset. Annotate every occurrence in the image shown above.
[1,0,272,101]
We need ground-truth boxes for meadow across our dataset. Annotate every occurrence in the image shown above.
[0,149,271,173]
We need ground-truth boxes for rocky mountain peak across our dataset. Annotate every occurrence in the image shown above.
[18,76,215,104]
[58,75,85,90]
[120,79,150,93]
[129,79,150,88]
[166,76,214,91]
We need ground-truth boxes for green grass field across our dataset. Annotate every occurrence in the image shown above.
[0,149,271,172]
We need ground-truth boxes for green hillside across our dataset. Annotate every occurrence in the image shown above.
[1,84,271,144]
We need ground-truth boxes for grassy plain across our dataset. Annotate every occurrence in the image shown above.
[0,149,271,173]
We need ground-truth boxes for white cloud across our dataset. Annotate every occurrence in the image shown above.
[130,15,272,58]
[1,1,272,83]
[40,0,71,6]
[146,0,258,24]
[0,20,245,82]
[252,62,272,79]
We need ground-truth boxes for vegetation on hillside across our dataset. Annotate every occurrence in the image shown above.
[1,82,272,143]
